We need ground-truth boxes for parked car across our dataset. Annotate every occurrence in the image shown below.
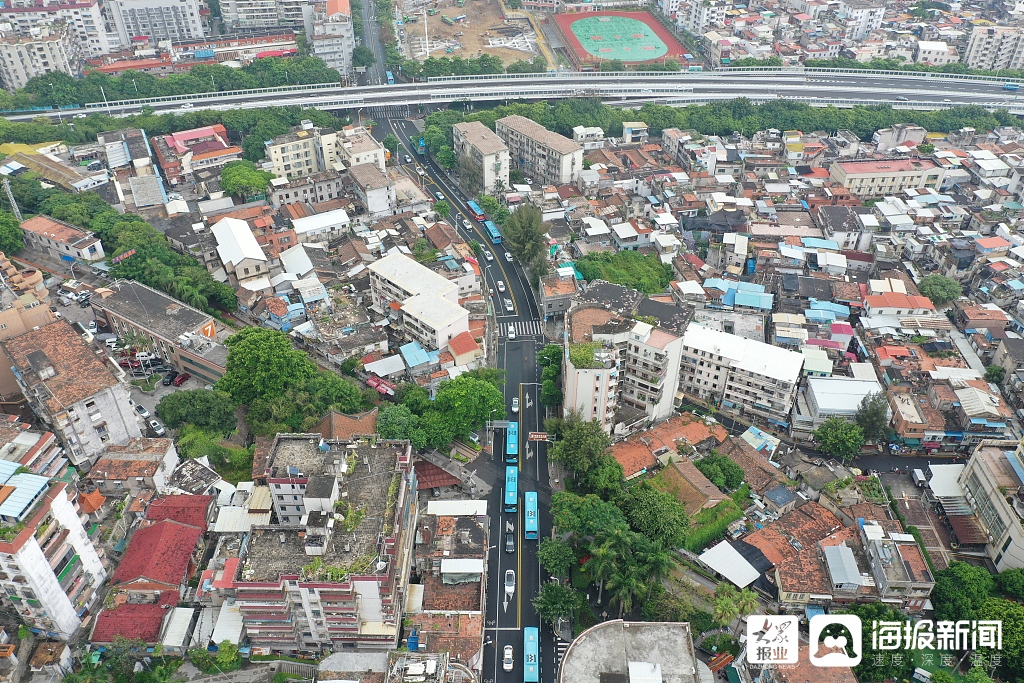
[172,372,191,386]
[149,420,166,436]
[134,404,150,419]
[503,646,514,672]
[87,321,97,334]
[79,298,92,308]
[119,359,141,369]
[163,371,179,386]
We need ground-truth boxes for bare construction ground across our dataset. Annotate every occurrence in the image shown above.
[401,0,539,65]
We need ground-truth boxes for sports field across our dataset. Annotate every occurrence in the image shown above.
[553,11,686,67]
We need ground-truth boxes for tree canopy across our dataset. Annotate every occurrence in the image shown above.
[0,211,24,256]
[813,417,865,462]
[985,365,1006,383]
[433,199,450,218]
[537,538,576,578]
[219,160,274,198]
[855,392,891,442]
[155,389,237,434]
[694,453,745,491]
[932,561,995,622]
[550,491,627,542]
[619,482,689,550]
[918,274,962,306]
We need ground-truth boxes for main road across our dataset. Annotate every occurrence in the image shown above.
[377,121,557,683]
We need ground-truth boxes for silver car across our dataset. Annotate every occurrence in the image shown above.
[504,569,516,596]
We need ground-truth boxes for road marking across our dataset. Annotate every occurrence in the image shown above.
[484,627,526,631]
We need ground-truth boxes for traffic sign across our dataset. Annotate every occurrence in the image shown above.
[528,432,549,441]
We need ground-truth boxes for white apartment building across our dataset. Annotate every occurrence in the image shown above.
[220,0,278,28]
[269,170,345,208]
[265,122,341,179]
[836,0,885,41]
[791,376,885,437]
[959,440,1024,570]
[0,481,106,640]
[965,25,1024,71]
[678,0,729,36]
[615,321,683,423]
[563,334,621,433]
[0,22,81,92]
[348,163,396,219]
[107,0,204,45]
[212,217,271,289]
[829,159,945,196]
[310,0,355,78]
[2,321,141,466]
[914,40,958,66]
[452,121,510,196]
[679,324,804,425]
[0,0,116,57]
[337,126,386,173]
[400,293,470,351]
[494,115,583,187]
[572,126,605,151]
[367,251,460,310]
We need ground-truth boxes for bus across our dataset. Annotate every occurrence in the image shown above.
[466,200,485,222]
[504,466,518,514]
[485,220,502,244]
[523,627,539,683]
[385,70,395,85]
[506,421,519,464]
[524,491,538,540]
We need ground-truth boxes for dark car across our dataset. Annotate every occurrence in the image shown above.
[79,298,92,308]
[505,532,515,554]
[162,371,179,386]
[172,372,190,387]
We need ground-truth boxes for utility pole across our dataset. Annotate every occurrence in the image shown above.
[2,179,21,221]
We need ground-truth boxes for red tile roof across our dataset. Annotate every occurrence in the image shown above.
[144,495,212,532]
[414,460,461,490]
[112,520,202,588]
[448,331,480,358]
[91,591,178,644]
[78,489,106,514]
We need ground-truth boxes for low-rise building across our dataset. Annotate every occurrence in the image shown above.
[1,321,141,466]
[829,159,944,197]
[20,215,104,263]
[399,293,470,351]
[88,438,179,495]
[791,376,886,438]
[860,519,934,611]
[269,171,345,208]
[212,216,272,289]
[452,121,510,196]
[538,271,578,319]
[558,620,698,683]
[151,125,241,185]
[337,126,386,173]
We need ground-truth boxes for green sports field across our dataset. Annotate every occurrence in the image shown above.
[567,15,668,61]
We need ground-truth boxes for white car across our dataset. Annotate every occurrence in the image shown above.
[87,320,97,334]
[483,250,494,262]
[504,251,514,262]
[74,113,87,119]
[416,166,425,176]
[504,298,514,313]
[511,397,519,412]
[403,154,412,163]
[496,281,506,292]
[508,328,516,341]
[503,645,514,672]
[135,404,150,419]
[179,102,194,109]
[504,569,516,596]
[149,420,166,436]
[434,191,445,201]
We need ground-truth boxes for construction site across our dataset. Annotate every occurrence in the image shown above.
[400,0,542,65]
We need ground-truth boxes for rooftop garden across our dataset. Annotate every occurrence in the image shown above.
[568,342,602,369]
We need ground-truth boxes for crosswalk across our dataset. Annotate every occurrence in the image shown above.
[367,105,409,119]
[556,638,569,666]
[500,320,544,337]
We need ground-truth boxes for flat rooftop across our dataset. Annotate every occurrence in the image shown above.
[91,280,213,342]
[559,620,697,683]
[243,437,409,582]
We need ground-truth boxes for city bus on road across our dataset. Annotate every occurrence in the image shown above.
[524,627,539,683]
[485,220,502,244]
[506,421,519,464]
[466,200,485,222]
[524,492,538,540]
[504,466,518,514]
[385,70,395,85]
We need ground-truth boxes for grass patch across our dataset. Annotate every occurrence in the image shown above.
[574,604,598,638]
[250,654,321,664]
[453,452,469,463]
[176,425,254,484]
[684,499,744,552]
[131,375,159,391]
[571,562,591,591]
[700,633,740,656]
[730,483,752,507]
[575,250,673,293]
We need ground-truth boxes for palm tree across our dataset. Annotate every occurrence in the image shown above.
[734,588,760,631]
[584,543,616,605]
[640,547,676,599]
[606,566,644,618]
[712,583,741,631]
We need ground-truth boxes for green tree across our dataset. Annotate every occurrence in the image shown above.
[461,367,506,388]
[538,344,563,369]
[213,641,241,672]
[419,410,456,450]
[503,203,546,264]
[540,380,562,408]
[550,491,626,542]
[397,383,431,415]
[433,374,506,437]
[537,538,575,578]
[975,597,1024,682]
[694,453,745,490]
[352,45,376,68]
[219,160,274,198]
[376,403,425,449]
[933,561,995,622]
[382,133,400,159]
[105,636,148,680]
[638,545,676,598]
[532,582,583,623]
[0,211,25,255]
[962,668,995,683]
[433,199,450,218]
[929,672,956,683]
[548,410,611,480]
[917,142,935,154]
[607,564,645,618]
[997,567,1024,600]
[217,328,317,407]
[813,417,865,462]
[619,482,689,550]
[584,542,616,603]
[918,274,962,305]
[985,365,1006,383]
[855,392,891,442]
[840,603,914,682]
[435,146,457,169]
[712,583,740,626]
[155,389,237,434]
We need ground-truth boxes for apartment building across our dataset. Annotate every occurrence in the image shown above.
[0,482,106,640]
[791,376,885,438]
[310,0,355,78]
[337,126,386,173]
[151,125,242,185]
[269,171,346,208]
[452,121,510,196]
[959,440,1024,570]
[227,433,417,653]
[964,25,1024,71]
[564,308,623,434]
[367,251,459,311]
[678,324,804,425]
[495,115,583,187]
[829,159,945,197]
[0,0,116,57]
[836,0,885,40]
[0,22,81,92]
[914,40,958,66]
[611,321,683,424]
[265,124,336,179]
[678,0,730,35]
[106,0,204,46]
[221,0,311,28]
[1,321,141,466]
[399,293,470,351]
[348,163,396,219]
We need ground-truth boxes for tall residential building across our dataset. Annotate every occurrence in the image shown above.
[221,0,312,28]
[0,482,106,640]
[367,251,459,310]
[452,121,510,196]
[678,324,804,425]
[1,321,142,466]
[0,22,81,92]
[958,439,1024,570]
[678,0,729,35]
[265,122,341,179]
[0,0,116,57]
[964,25,1024,71]
[106,0,204,47]
[227,433,417,652]
[310,0,355,78]
[836,0,885,41]
[494,115,583,187]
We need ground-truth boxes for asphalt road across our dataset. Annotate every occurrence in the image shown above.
[374,122,556,682]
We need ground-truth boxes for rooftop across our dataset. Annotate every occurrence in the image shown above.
[496,115,582,156]
[807,376,883,414]
[315,408,379,441]
[453,121,509,156]
[368,252,457,300]
[744,501,842,565]
[1,320,119,415]
[558,620,697,683]
[835,158,938,174]
[112,520,203,587]
[682,324,805,383]
[20,215,98,248]
[144,494,212,531]
[91,280,216,345]
[349,163,394,191]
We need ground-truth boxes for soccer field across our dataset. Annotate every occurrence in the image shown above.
[553,11,686,67]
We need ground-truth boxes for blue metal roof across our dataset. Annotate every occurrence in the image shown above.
[0,473,48,520]
[399,341,430,367]
[0,460,19,484]
[802,237,840,250]
[805,309,836,322]
[735,291,773,310]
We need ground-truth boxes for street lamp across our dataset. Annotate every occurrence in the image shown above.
[48,83,63,125]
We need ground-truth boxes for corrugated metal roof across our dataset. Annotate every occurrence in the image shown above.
[0,474,48,519]
[823,545,861,586]
[162,608,195,649]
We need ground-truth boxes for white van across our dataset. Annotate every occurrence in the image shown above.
[104,338,119,349]
[135,351,154,361]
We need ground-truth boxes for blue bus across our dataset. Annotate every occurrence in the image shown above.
[524,627,539,683]
[385,70,395,85]
[485,220,502,244]
[466,200,485,221]
[504,466,518,514]
[506,421,519,464]
[524,491,538,540]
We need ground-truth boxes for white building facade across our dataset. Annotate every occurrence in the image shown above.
[107,0,205,45]
[0,22,82,91]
